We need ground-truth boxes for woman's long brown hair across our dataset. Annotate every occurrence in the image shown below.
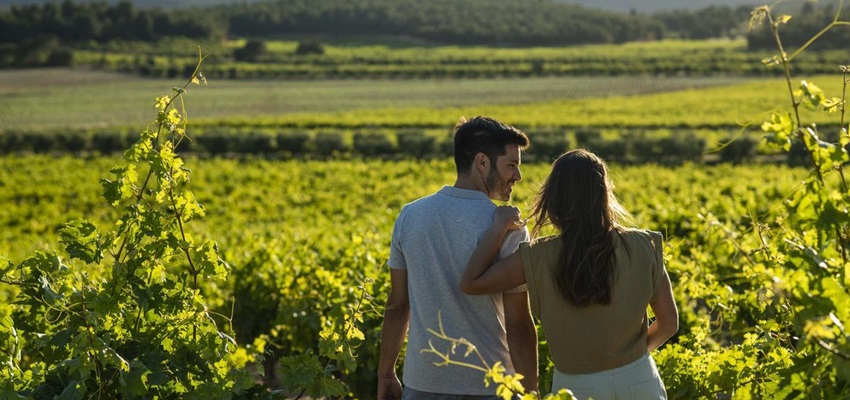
[529,149,630,307]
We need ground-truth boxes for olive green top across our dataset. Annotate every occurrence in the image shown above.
[520,228,666,374]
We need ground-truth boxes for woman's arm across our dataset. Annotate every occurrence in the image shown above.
[647,272,678,352]
[460,206,527,295]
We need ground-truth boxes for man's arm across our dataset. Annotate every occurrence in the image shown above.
[378,268,410,400]
[503,291,538,393]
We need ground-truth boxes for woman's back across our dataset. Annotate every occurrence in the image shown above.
[520,228,666,374]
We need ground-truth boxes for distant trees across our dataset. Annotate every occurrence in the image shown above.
[2,0,846,53]
[655,5,753,39]
[219,0,666,46]
[0,0,226,45]
[746,4,850,50]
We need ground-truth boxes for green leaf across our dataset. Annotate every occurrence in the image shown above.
[57,380,86,400]
[800,80,826,110]
[119,360,150,398]
[59,220,103,264]
[762,112,794,151]
[279,353,322,392]
[195,241,228,281]
[154,96,169,111]
[100,164,137,205]
[312,376,347,398]
[804,317,836,340]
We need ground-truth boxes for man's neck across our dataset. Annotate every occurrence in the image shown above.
[454,173,488,196]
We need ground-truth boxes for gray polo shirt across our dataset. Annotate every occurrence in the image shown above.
[388,185,529,395]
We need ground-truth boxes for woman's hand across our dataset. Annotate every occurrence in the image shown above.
[494,205,526,232]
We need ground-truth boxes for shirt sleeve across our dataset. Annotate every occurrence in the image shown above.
[519,241,539,315]
[649,231,667,301]
[387,208,408,270]
[502,227,530,293]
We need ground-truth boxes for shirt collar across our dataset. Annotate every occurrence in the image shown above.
[438,185,490,201]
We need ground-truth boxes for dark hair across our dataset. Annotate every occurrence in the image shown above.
[529,149,630,307]
[453,116,529,174]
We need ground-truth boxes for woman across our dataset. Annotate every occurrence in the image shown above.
[460,149,678,399]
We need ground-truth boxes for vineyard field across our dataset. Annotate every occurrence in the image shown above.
[72,38,850,78]
[0,68,755,132]
[6,69,850,136]
[0,153,815,396]
[195,76,846,130]
[0,156,808,263]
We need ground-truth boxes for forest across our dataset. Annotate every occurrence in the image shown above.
[0,0,748,48]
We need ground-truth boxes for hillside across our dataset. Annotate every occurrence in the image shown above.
[556,0,754,13]
[0,0,265,8]
[1,0,759,11]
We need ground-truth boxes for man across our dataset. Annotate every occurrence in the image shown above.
[378,116,538,399]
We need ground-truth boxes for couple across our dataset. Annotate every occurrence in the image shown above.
[378,117,679,400]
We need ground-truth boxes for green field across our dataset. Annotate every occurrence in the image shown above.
[0,68,759,132]
[0,153,822,397]
[72,38,850,78]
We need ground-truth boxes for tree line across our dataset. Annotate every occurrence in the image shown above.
[1,0,753,48]
[2,0,847,67]
[745,2,850,50]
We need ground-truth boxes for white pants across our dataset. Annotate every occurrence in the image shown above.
[551,353,667,400]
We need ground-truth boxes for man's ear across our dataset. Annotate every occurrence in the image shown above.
[474,152,489,173]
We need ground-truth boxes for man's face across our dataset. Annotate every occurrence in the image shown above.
[485,144,522,202]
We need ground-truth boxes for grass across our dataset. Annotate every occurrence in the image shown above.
[198,75,846,131]
[0,68,756,132]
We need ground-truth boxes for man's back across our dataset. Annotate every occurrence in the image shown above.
[388,186,527,394]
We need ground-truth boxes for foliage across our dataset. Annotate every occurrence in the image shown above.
[0,153,815,396]
[64,38,850,79]
[294,41,324,56]
[747,2,850,50]
[4,50,270,399]
[650,2,850,397]
[0,49,271,398]
[0,0,764,50]
[0,0,225,45]
[233,40,267,63]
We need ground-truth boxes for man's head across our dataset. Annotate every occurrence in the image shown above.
[453,116,530,201]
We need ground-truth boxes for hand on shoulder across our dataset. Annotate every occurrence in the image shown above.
[494,205,526,231]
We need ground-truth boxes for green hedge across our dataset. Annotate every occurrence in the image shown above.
[0,128,811,166]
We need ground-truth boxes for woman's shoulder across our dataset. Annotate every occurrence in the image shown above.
[527,234,560,247]
[521,234,561,253]
[615,227,662,242]
[614,228,663,255]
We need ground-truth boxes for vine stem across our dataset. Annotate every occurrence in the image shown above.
[114,48,206,264]
[817,339,850,360]
[766,6,849,262]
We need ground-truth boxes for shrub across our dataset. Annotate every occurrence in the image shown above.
[237,131,276,154]
[277,131,310,155]
[233,39,267,62]
[529,130,571,162]
[55,130,91,153]
[0,131,24,153]
[718,135,758,164]
[396,130,437,159]
[313,132,349,156]
[354,132,395,157]
[295,40,325,56]
[92,131,130,154]
[196,130,233,155]
[45,48,74,67]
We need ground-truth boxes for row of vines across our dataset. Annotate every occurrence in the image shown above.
[68,40,850,79]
